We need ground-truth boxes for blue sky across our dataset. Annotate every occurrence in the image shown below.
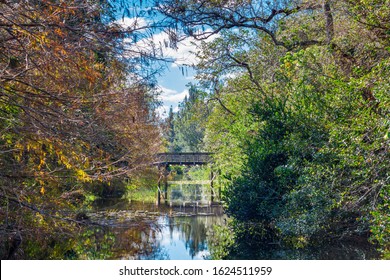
[114,14,206,118]
[156,65,196,116]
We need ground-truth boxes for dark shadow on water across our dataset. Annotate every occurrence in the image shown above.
[211,223,380,260]
[226,241,380,260]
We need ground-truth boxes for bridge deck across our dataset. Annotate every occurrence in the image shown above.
[155,152,213,165]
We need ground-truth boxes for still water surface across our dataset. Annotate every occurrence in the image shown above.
[85,182,379,260]
[89,199,379,260]
[91,198,225,260]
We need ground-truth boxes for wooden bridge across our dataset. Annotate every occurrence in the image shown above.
[154,152,213,166]
[153,152,218,205]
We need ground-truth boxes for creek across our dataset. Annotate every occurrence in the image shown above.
[61,182,379,260]
[87,182,225,260]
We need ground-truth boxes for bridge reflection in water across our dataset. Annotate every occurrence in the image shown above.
[154,153,217,205]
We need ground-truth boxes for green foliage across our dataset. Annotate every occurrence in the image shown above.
[370,186,390,259]
[71,228,115,260]
[0,0,161,259]
[187,165,211,181]
[124,167,159,202]
[208,222,236,260]
[125,187,157,203]
[183,0,390,258]
[165,84,209,152]
[22,227,115,260]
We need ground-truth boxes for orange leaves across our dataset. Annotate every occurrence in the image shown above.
[0,1,162,258]
[54,28,64,37]
[52,43,68,57]
[1,0,161,186]
[75,58,103,85]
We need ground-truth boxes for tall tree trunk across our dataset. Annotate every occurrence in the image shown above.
[324,1,334,44]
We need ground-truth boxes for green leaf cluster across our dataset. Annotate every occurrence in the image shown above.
[188,1,390,258]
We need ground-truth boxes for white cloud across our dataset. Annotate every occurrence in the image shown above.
[141,32,199,66]
[156,105,169,118]
[158,86,188,103]
[117,19,218,118]
[163,34,218,66]
[121,18,218,66]
[167,37,199,66]
[155,86,188,117]
[156,104,180,118]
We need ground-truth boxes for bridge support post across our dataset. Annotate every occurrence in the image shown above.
[157,177,161,206]
[210,170,214,203]
[157,165,164,206]
[164,164,169,202]
[157,178,161,205]
[157,164,169,205]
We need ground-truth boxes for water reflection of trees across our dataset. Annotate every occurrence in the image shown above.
[14,218,165,260]
[169,216,207,258]
[8,200,226,260]
[106,224,169,260]
[164,215,225,259]
[209,222,380,260]
[229,240,380,260]
[104,212,225,260]
[170,184,210,204]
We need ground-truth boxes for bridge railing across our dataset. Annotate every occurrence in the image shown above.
[155,152,213,165]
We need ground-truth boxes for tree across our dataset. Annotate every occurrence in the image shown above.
[156,0,332,49]
[163,106,176,151]
[158,0,390,258]
[0,0,161,259]
[169,84,209,152]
